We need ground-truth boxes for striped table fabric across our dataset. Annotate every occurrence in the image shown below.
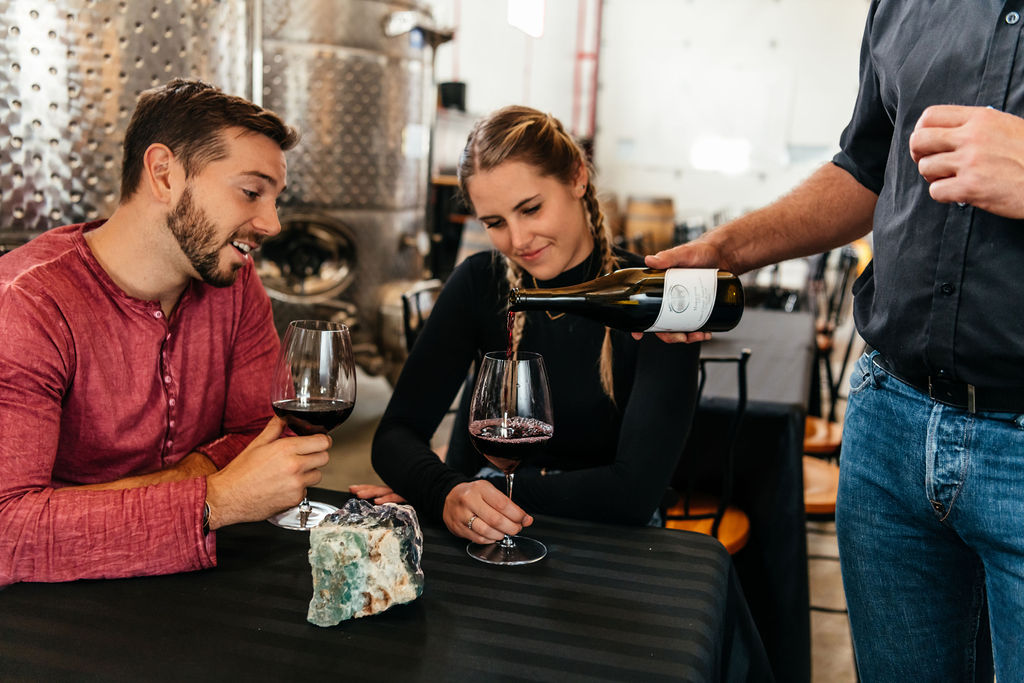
[0,490,771,682]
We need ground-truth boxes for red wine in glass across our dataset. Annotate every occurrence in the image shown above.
[466,350,553,565]
[468,416,553,474]
[272,398,354,436]
[268,320,357,530]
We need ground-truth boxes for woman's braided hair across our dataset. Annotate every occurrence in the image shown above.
[457,105,620,400]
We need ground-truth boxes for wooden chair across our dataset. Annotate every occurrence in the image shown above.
[801,251,851,516]
[664,349,752,555]
[803,455,840,517]
[810,247,859,420]
[804,246,859,447]
[400,279,459,460]
[802,242,872,516]
[400,278,443,353]
[804,416,844,456]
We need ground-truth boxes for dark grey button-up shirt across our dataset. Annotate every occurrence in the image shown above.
[834,0,1024,388]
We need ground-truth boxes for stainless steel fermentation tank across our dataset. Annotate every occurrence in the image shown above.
[0,0,448,380]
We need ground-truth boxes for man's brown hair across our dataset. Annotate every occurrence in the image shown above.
[119,78,299,200]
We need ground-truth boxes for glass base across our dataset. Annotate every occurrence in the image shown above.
[467,535,547,565]
[267,500,338,530]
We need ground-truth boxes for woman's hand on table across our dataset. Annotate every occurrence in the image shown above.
[442,480,534,543]
[349,484,408,505]
[205,417,331,529]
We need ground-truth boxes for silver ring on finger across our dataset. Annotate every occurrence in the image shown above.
[467,514,478,531]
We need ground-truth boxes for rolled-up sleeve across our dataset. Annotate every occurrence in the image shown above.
[832,3,892,194]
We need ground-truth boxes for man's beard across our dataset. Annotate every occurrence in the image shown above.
[166,185,241,288]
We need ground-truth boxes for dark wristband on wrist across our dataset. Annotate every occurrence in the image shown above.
[202,501,211,535]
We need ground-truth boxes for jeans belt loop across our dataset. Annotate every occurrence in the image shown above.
[866,350,883,388]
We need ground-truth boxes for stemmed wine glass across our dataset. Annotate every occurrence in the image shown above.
[268,320,356,530]
[466,351,554,565]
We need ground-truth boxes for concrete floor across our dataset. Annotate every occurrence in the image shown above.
[319,366,857,682]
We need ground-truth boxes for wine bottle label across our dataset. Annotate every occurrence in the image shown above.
[645,268,717,332]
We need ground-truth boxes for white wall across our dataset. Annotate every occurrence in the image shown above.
[425,0,870,223]
[427,0,585,119]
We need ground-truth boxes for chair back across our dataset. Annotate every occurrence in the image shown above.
[810,247,859,422]
[400,279,443,353]
[667,348,752,541]
[816,246,859,335]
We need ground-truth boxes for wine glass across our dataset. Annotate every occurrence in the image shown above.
[466,351,554,565]
[267,320,356,530]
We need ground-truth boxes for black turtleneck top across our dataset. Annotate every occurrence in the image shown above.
[371,247,700,525]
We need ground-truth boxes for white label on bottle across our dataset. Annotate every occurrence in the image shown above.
[645,268,718,332]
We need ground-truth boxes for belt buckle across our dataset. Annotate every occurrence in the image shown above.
[928,376,977,413]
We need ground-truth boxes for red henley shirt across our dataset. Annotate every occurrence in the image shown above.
[0,221,278,585]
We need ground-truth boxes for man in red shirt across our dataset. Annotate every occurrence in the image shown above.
[0,79,331,585]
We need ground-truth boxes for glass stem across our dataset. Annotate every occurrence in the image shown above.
[298,496,311,529]
[500,472,516,549]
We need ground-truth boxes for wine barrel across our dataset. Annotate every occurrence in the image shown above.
[624,196,676,253]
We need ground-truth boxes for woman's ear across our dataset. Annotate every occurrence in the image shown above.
[572,162,590,198]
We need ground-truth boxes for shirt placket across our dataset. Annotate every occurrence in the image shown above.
[152,308,178,462]
[925,5,1023,380]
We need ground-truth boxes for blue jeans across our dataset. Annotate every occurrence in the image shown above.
[836,352,1024,681]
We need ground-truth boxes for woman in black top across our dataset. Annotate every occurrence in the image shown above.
[354,106,699,544]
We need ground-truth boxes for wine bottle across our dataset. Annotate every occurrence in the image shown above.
[508,268,743,333]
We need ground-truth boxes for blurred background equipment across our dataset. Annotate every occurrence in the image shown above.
[256,0,451,378]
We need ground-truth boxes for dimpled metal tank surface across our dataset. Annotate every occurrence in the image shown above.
[0,0,249,249]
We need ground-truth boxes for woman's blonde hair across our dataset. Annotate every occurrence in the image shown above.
[457,105,620,400]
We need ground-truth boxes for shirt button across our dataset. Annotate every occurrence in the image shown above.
[169,398,176,407]
[169,420,176,428]
[1007,11,1020,24]
[940,282,955,295]
[164,375,172,384]
[165,440,173,448]
[153,311,162,319]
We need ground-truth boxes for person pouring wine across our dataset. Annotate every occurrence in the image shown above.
[352,105,700,546]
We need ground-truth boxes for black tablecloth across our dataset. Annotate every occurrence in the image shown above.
[679,309,815,683]
[0,489,772,682]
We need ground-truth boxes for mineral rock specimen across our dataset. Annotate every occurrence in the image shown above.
[307,498,424,627]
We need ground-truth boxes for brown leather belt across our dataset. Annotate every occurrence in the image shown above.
[874,355,1024,414]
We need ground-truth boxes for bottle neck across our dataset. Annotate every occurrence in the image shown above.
[509,288,589,311]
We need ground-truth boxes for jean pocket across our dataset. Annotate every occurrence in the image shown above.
[848,352,875,397]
